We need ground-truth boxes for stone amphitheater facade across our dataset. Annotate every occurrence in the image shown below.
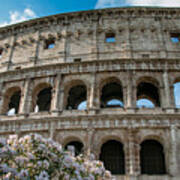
[0,6,180,180]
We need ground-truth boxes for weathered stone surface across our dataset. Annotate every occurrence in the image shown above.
[0,7,180,179]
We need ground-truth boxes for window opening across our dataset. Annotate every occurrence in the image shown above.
[44,39,55,49]
[171,33,180,43]
[106,33,116,43]
[74,58,81,63]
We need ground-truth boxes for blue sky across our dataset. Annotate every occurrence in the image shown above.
[0,0,180,27]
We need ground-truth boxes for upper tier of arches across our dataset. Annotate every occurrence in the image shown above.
[1,74,180,116]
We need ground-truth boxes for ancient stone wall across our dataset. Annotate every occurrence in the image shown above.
[0,7,180,180]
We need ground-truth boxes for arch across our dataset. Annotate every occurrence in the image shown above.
[99,140,125,175]
[32,83,52,112]
[136,77,160,107]
[2,86,21,115]
[100,77,123,108]
[65,80,87,110]
[140,139,166,175]
[65,141,84,156]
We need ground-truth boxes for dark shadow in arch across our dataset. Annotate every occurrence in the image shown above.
[137,82,160,107]
[101,82,123,108]
[140,140,166,175]
[100,140,125,175]
[66,85,87,110]
[7,90,21,115]
[36,87,52,112]
[65,141,84,156]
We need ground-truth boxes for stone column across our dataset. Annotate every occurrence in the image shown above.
[169,125,178,176]
[126,129,140,176]
[160,85,165,108]
[170,85,176,108]
[88,73,97,111]
[126,75,132,108]
[7,35,16,70]
[58,77,65,112]
[126,71,136,109]
[163,71,171,108]
[51,73,62,112]
[49,121,56,140]
[85,128,95,157]
[18,78,31,114]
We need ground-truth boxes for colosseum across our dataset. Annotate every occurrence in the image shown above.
[0,6,180,180]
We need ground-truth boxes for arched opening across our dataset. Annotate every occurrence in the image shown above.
[66,85,87,110]
[173,81,180,108]
[65,141,83,156]
[100,140,125,175]
[140,140,166,175]
[101,80,123,108]
[35,87,52,112]
[137,82,160,107]
[7,90,21,115]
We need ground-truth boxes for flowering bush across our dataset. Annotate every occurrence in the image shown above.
[0,134,114,180]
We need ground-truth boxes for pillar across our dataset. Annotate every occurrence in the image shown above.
[163,71,171,108]
[160,85,166,108]
[126,129,140,176]
[88,73,97,110]
[51,73,62,112]
[19,78,31,114]
[126,71,136,109]
[169,125,178,176]
[59,79,64,112]
[49,121,56,140]
[85,128,95,157]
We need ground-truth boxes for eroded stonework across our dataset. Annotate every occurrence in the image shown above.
[0,7,180,180]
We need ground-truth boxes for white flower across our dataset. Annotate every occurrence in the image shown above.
[17,169,29,179]
[0,134,113,179]
[43,160,49,169]
[35,170,49,180]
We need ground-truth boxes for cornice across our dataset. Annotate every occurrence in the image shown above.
[1,7,180,38]
[0,113,180,134]
[0,58,180,82]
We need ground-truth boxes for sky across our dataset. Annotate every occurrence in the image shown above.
[0,0,180,27]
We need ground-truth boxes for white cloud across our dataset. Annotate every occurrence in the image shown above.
[127,0,180,7]
[24,8,36,17]
[95,0,180,9]
[95,0,124,9]
[0,8,36,27]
